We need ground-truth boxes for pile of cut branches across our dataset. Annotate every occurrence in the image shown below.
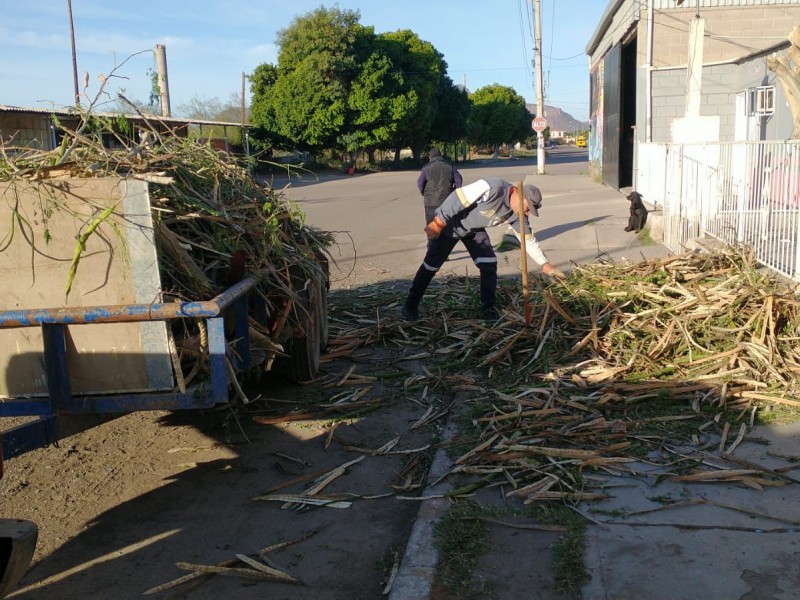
[2,112,330,300]
[1,109,331,385]
[323,247,800,504]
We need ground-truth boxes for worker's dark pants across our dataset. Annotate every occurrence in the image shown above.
[405,230,497,310]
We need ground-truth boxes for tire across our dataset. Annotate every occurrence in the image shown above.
[282,285,320,383]
[275,260,327,383]
[315,257,330,351]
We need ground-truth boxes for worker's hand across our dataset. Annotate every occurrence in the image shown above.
[424,216,447,240]
[542,262,566,279]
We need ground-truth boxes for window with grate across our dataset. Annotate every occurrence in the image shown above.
[746,86,775,116]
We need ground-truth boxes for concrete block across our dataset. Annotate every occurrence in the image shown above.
[646,210,664,243]
[683,236,728,254]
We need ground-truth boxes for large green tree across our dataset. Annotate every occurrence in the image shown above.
[346,37,409,163]
[378,30,446,163]
[250,7,365,152]
[468,84,533,155]
[430,77,471,159]
[249,8,466,163]
[249,63,293,151]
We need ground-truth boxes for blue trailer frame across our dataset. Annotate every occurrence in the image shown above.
[0,275,267,463]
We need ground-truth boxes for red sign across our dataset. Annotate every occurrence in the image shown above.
[532,117,547,133]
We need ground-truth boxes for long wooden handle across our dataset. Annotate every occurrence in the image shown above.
[517,181,531,326]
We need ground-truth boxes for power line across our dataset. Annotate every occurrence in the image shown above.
[517,0,534,94]
[544,52,585,61]
[546,0,555,102]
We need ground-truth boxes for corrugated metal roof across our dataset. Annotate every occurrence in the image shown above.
[653,0,800,7]
[0,104,248,128]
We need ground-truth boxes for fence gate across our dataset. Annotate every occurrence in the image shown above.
[637,140,800,281]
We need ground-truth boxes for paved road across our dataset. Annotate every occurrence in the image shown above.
[277,148,669,293]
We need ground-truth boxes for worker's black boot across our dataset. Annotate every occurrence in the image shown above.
[480,305,500,321]
[401,301,420,321]
[403,265,435,321]
[478,266,498,321]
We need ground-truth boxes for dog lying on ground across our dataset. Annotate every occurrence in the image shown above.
[625,191,648,232]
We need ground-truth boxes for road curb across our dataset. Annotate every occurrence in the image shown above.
[388,407,461,599]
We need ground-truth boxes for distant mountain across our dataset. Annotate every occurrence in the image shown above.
[526,104,588,134]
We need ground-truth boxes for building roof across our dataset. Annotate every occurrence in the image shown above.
[585,0,627,57]
[0,104,248,128]
[585,0,797,61]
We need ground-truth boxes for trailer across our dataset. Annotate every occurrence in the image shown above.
[0,174,329,595]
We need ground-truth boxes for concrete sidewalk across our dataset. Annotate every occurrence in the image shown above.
[390,421,800,599]
[582,420,800,599]
[386,159,800,600]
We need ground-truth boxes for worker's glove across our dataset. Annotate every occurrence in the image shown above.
[424,215,447,240]
[542,262,566,279]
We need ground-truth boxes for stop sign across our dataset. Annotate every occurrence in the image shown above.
[532,117,547,133]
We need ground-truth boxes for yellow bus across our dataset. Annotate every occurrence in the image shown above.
[576,135,587,148]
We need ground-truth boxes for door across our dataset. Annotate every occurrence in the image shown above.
[602,44,621,189]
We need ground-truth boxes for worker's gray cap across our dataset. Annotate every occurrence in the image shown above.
[523,184,542,217]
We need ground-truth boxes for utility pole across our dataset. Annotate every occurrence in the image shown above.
[685,2,704,118]
[154,44,171,117]
[242,71,251,167]
[67,0,80,107]
[533,0,545,174]
[241,71,246,129]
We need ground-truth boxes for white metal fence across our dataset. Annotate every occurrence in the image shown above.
[637,140,800,280]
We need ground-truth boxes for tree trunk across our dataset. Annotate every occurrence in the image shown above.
[768,27,800,138]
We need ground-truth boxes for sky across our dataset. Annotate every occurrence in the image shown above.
[1,1,608,123]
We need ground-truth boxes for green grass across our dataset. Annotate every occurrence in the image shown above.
[434,500,588,597]
[754,403,800,425]
[649,494,678,505]
[636,226,657,246]
[434,501,491,597]
[552,521,588,594]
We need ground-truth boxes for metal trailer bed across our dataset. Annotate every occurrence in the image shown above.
[0,275,262,461]
[0,275,270,596]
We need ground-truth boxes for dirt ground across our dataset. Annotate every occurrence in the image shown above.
[1,278,583,600]
[2,304,439,599]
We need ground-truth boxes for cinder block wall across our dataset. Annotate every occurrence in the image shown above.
[0,114,53,149]
[652,7,800,67]
[650,58,791,142]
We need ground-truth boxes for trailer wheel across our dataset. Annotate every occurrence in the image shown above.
[315,257,330,351]
[281,282,321,383]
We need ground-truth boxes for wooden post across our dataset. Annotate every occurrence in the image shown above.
[517,181,531,326]
[154,44,171,117]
